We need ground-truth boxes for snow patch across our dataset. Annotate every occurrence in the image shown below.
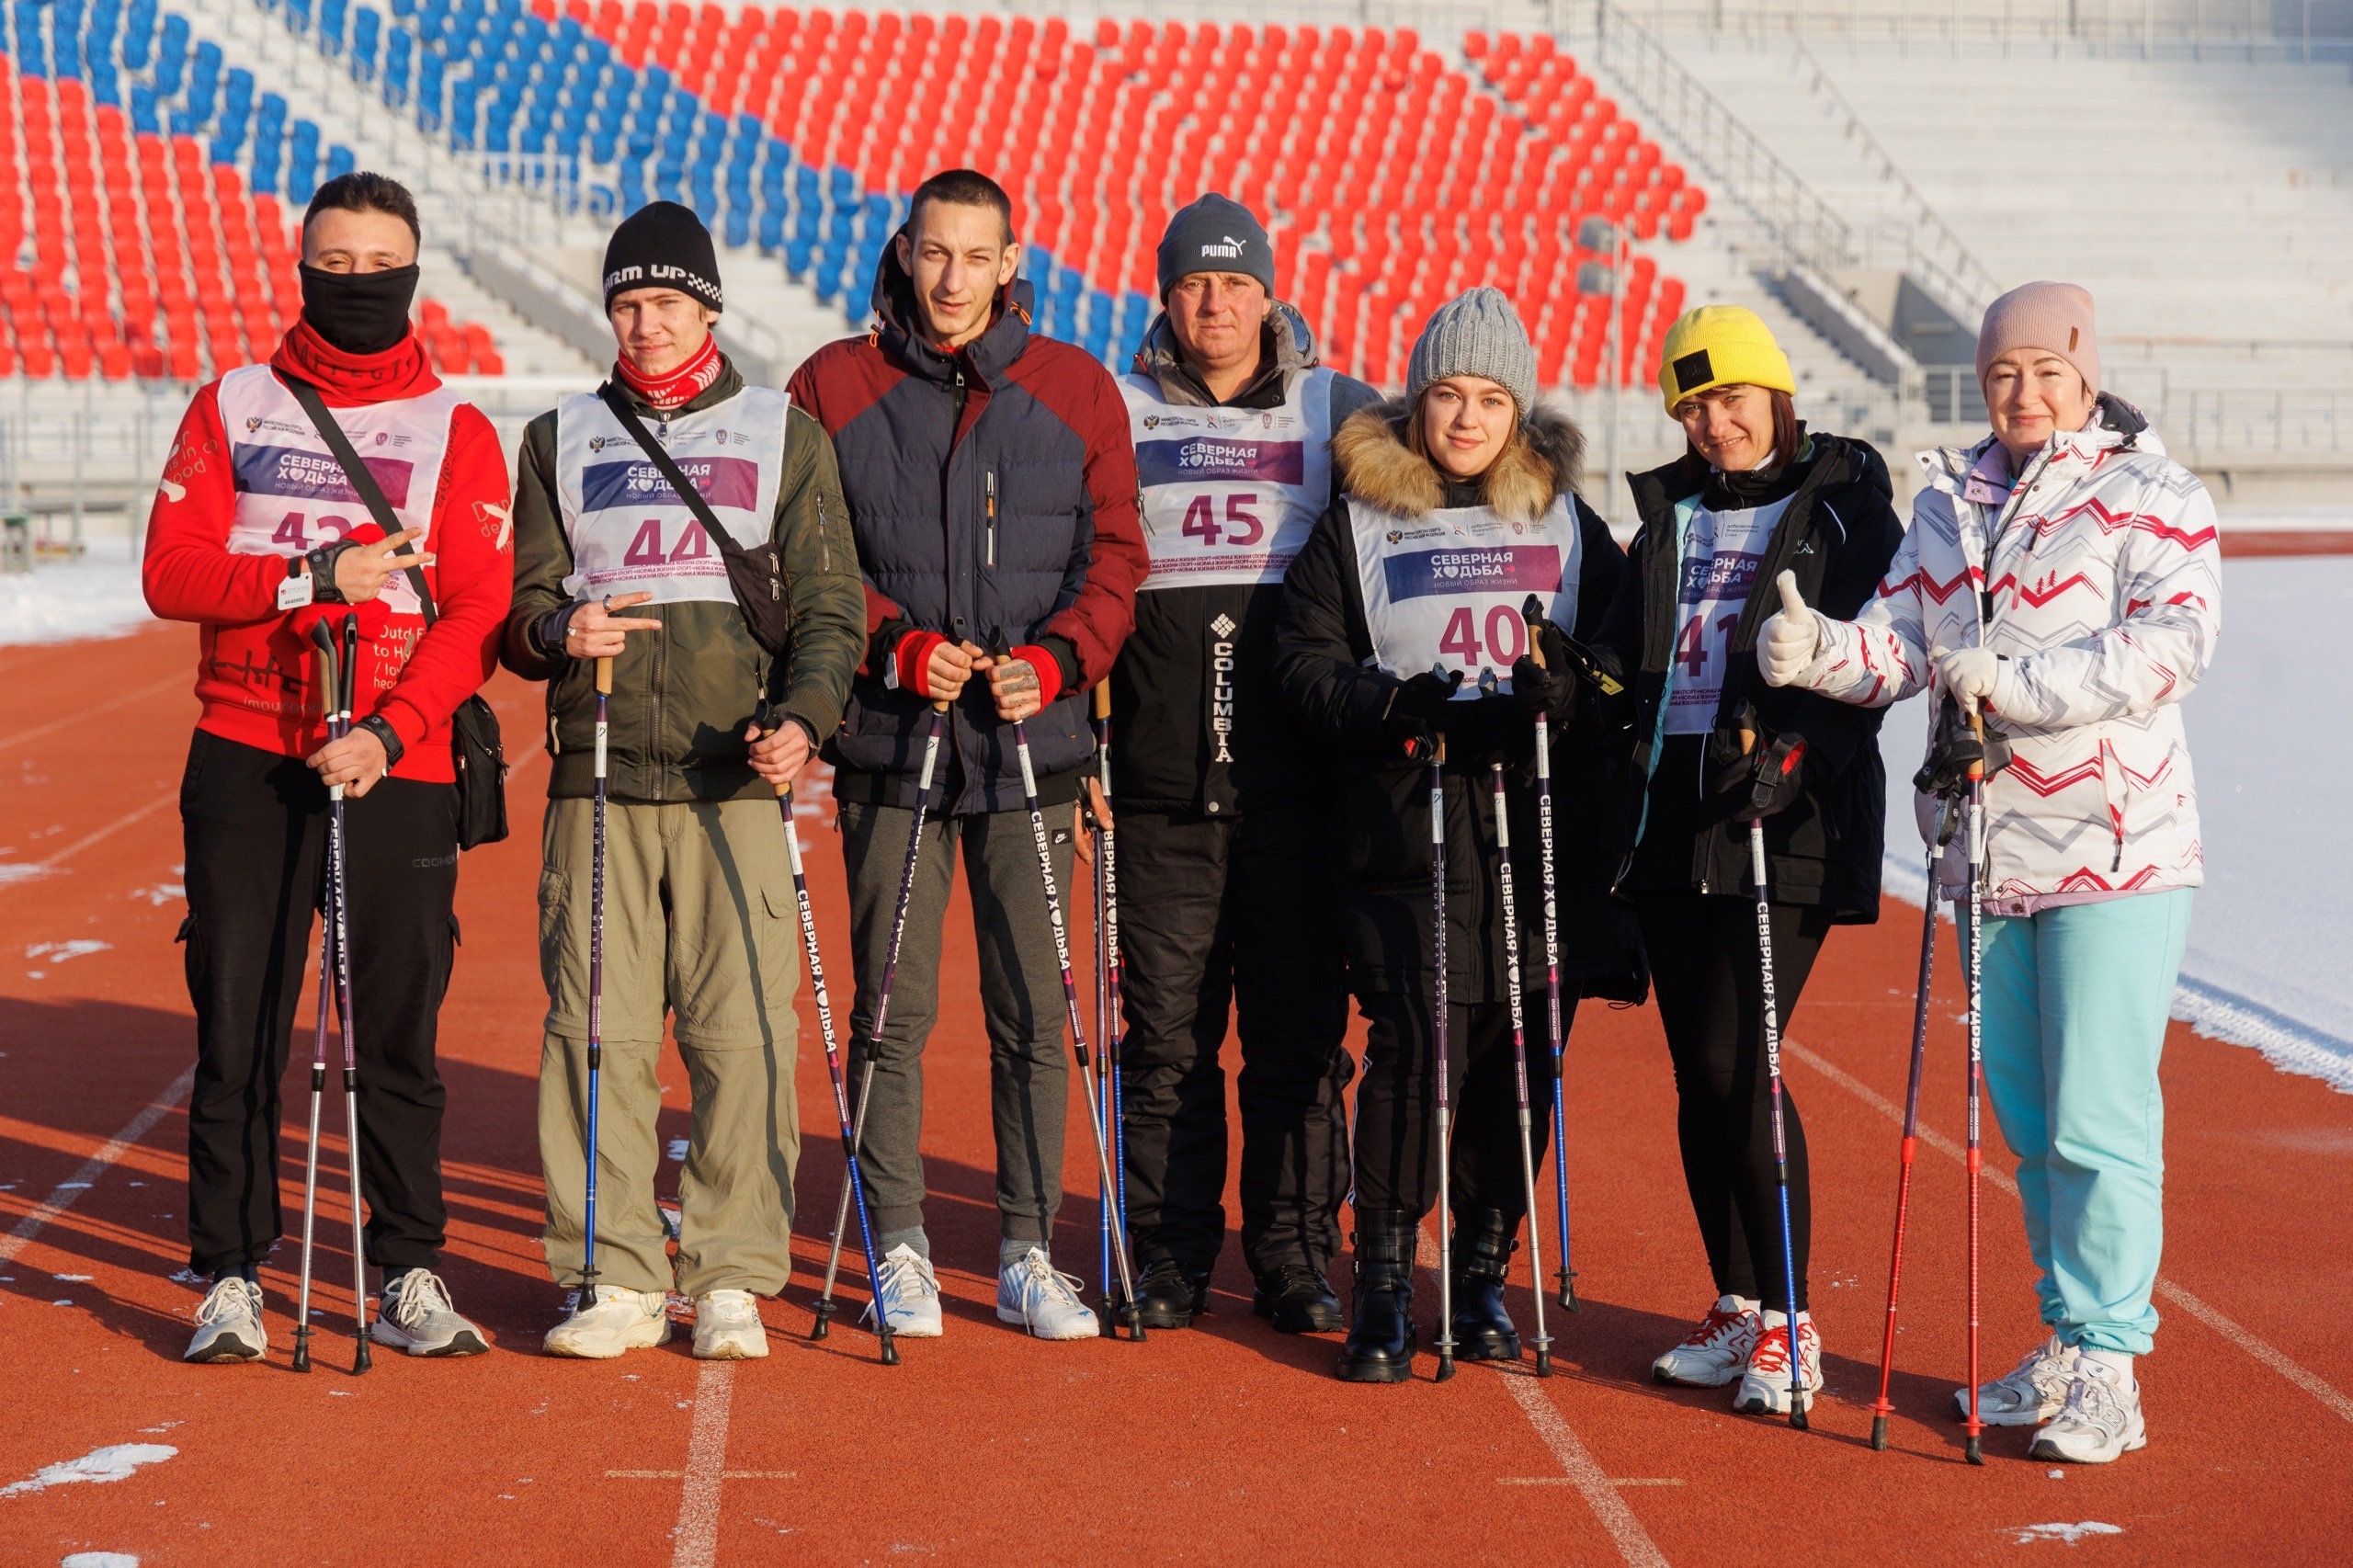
[2008,1521,2123,1546]
[0,537,155,648]
[62,1554,142,1568]
[0,865,53,887]
[0,1443,176,1498]
[27,941,112,966]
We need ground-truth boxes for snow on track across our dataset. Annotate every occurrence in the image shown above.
[0,1443,176,1498]
[1879,553,2353,1093]
[0,536,154,648]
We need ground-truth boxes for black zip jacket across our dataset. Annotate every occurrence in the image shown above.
[1590,435,1904,921]
[1108,304,1381,815]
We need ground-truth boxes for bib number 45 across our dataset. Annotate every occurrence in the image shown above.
[1180,493,1265,548]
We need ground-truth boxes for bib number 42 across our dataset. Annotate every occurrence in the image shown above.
[1180,493,1266,548]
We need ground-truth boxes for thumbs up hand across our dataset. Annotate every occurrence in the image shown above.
[1756,571,1822,687]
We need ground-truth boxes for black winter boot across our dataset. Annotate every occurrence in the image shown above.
[1449,1208,1522,1362]
[1132,1256,1210,1328]
[1336,1209,1418,1383]
[1253,1262,1345,1334]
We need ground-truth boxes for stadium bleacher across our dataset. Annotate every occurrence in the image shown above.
[0,0,505,381]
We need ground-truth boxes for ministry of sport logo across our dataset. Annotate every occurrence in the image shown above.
[1199,235,1249,260]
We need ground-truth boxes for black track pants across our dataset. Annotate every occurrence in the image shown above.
[1348,992,1572,1224]
[1635,892,1831,1314]
[1114,807,1353,1276]
[178,729,460,1278]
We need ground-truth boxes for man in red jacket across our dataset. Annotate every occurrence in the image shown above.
[142,172,512,1365]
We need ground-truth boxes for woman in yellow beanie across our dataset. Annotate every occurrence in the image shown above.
[1585,304,1904,1417]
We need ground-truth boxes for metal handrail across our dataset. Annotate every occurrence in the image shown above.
[1597,0,2353,60]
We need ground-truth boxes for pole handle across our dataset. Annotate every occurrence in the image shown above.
[595,654,613,696]
[1093,680,1111,720]
[1968,709,1985,781]
[1521,594,1548,671]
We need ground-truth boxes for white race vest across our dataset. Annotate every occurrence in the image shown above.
[1350,495,1584,696]
[1120,367,1334,590]
[553,386,791,605]
[1661,494,1793,734]
[218,363,460,619]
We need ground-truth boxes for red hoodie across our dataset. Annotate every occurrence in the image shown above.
[142,322,513,782]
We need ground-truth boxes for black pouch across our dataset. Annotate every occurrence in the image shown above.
[597,383,792,656]
[278,372,510,848]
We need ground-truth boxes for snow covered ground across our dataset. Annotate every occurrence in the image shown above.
[1880,554,2353,1094]
[0,533,153,647]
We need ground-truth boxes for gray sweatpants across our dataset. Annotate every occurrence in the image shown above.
[838,798,1078,1244]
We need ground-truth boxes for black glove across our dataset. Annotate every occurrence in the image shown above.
[1912,694,2015,797]
[1711,708,1809,820]
[1385,668,1462,732]
[1509,655,1575,724]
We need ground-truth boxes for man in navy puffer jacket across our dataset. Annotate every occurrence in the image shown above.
[790,168,1146,1342]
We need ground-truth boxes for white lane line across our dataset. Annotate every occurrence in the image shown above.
[21,790,178,876]
[1,1064,196,1265]
[1784,1039,2353,1426]
[1417,1222,1670,1567]
[0,674,187,756]
[671,1360,737,1568]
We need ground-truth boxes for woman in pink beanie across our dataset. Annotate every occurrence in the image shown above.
[1753,280,2222,1464]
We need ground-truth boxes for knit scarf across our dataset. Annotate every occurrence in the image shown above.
[613,335,722,412]
[269,318,438,404]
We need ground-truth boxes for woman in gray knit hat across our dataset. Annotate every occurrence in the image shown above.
[1274,288,1639,1382]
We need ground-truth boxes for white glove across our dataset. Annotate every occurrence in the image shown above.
[1934,645,2002,714]
[1755,571,1822,687]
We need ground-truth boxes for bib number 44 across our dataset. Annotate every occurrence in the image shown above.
[622,517,714,565]
[1179,493,1266,548]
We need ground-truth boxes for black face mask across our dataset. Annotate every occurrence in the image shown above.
[299,263,421,356]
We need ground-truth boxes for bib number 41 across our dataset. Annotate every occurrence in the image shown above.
[1180,493,1265,548]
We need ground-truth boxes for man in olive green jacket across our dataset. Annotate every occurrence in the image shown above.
[502,202,863,1361]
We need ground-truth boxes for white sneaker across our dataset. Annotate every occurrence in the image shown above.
[995,1247,1100,1341]
[1652,1295,1762,1387]
[691,1290,769,1359]
[186,1276,267,1364]
[1736,1311,1823,1415]
[543,1285,672,1358]
[371,1269,490,1357]
[1956,1332,2075,1426]
[868,1244,944,1338]
[2030,1357,2148,1464]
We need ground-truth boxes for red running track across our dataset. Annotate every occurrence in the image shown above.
[2,625,2348,1565]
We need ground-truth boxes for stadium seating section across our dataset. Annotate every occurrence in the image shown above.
[0,0,502,380]
[3,0,1706,389]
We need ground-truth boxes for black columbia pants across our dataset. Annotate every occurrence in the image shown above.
[178,730,460,1278]
[1114,806,1353,1278]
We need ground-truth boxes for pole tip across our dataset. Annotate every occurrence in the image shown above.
[1535,1347,1553,1378]
[290,1332,312,1374]
[1870,1415,1890,1451]
[1966,1436,1984,1465]
[1790,1408,1809,1432]
[352,1342,372,1375]
[1435,1354,1457,1383]
[880,1331,900,1367]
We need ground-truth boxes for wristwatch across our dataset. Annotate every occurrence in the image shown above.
[304,541,353,604]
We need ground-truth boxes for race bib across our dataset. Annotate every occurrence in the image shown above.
[1122,368,1334,590]
[217,364,460,619]
[1350,495,1583,694]
[553,386,790,606]
[1662,495,1791,734]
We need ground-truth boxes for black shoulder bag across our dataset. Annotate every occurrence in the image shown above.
[596,382,792,656]
[279,373,511,848]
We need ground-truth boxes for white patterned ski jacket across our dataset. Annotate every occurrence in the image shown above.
[1789,397,2220,908]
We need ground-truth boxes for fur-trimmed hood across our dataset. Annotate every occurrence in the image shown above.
[1331,399,1586,525]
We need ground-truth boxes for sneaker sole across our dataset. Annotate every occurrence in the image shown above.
[1956,1396,2062,1426]
[2030,1422,2149,1465]
[875,1318,945,1338]
[1735,1385,1817,1416]
[543,1322,672,1359]
[693,1336,770,1360]
[370,1323,491,1358]
[1654,1362,1745,1389]
[995,1305,1100,1340]
[184,1337,265,1365]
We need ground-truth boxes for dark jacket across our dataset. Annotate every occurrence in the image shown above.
[788,244,1148,816]
[1590,435,1904,921]
[1109,304,1382,816]
[1273,401,1644,1004]
[502,358,866,803]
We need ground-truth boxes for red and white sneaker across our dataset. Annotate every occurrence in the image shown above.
[1651,1295,1763,1388]
[1736,1311,1821,1416]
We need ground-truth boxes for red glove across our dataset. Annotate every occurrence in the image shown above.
[1011,643,1065,709]
[893,630,947,696]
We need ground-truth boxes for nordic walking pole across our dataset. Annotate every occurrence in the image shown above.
[1091,688,1112,1319]
[1870,791,1964,1450]
[1430,728,1457,1383]
[1964,710,1989,1466]
[580,652,611,1316]
[328,614,371,1374]
[1745,724,1808,1428]
[1521,596,1577,1312]
[768,736,897,1368]
[992,631,1143,1341]
[1093,681,1130,1324]
[292,623,342,1374]
[813,697,948,1337]
[1489,760,1553,1377]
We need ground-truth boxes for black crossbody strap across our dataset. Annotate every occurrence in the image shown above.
[597,381,730,542]
[277,370,439,628]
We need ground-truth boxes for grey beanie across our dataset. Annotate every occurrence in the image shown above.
[1406,287,1539,417]
[1156,192,1275,298]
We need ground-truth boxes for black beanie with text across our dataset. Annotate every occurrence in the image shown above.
[601,200,724,312]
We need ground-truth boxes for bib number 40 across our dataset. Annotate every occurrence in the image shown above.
[1180,493,1265,548]
[1437,604,1530,668]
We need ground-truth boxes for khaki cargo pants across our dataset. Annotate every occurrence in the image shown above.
[537,796,801,1298]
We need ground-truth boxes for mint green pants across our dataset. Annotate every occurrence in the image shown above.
[1972,888,2193,1356]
